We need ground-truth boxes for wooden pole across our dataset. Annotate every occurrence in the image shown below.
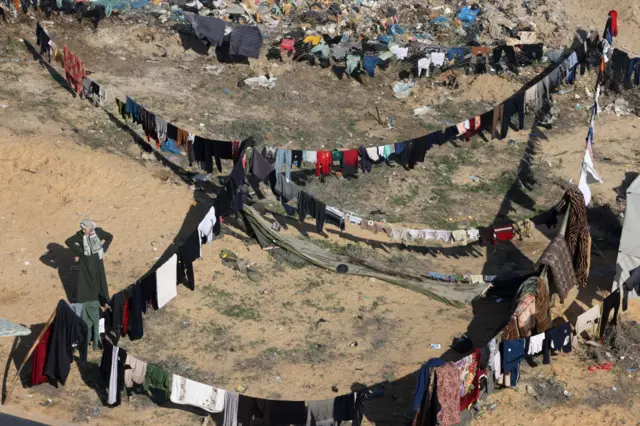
[3,308,57,405]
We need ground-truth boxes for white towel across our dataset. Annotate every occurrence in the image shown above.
[107,346,119,405]
[304,151,317,163]
[156,254,178,309]
[528,332,545,355]
[170,374,226,413]
[366,147,379,162]
[467,229,480,241]
[198,206,217,249]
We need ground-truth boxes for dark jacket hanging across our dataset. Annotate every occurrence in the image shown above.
[177,229,200,291]
[43,300,89,385]
[99,340,127,406]
[127,281,145,341]
[298,191,326,233]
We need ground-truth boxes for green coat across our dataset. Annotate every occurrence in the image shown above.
[65,228,113,303]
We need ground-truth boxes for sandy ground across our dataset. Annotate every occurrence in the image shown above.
[1,2,640,425]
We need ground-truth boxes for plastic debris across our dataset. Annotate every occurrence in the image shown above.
[392,81,415,99]
[456,7,479,25]
[243,75,277,89]
[413,106,432,116]
[430,343,441,349]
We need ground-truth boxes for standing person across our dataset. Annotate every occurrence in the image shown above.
[65,219,113,350]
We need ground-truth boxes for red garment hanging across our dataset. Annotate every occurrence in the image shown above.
[316,151,332,176]
[122,299,130,337]
[31,325,52,385]
[63,46,86,95]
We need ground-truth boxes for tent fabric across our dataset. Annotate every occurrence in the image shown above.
[0,318,31,337]
[613,175,640,299]
[241,204,488,307]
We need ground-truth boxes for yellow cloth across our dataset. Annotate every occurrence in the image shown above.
[282,3,292,15]
[304,35,322,46]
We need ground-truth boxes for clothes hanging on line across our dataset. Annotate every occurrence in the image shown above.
[156,253,178,309]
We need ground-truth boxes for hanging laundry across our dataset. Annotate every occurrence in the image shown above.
[275,149,293,184]
[311,42,330,58]
[451,230,467,243]
[527,332,545,355]
[467,228,479,241]
[435,230,452,243]
[31,325,52,385]
[542,322,572,364]
[316,150,331,176]
[536,235,578,302]
[198,206,217,247]
[100,341,127,406]
[599,290,620,339]
[554,188,590,288]
[155,253,178,309]
[170,374,226,413]
[494,224,515,241]
[177,230,200,290]
[229,26,263,59]
[298,191,326,233]
[63,46,86,95]
[304,150,317,163]
[124,354,147,389]
[223,391,239,426]
[36,22,52,62]
[390,45,409,60]
[434,363,461,425]
[143,363,171,400]
[502,339,526,386]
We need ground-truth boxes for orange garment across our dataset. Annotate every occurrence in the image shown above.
[176,128,189,148]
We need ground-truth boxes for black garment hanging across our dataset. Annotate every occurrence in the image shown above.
[358,146,372,173]
[500,93,525,138]
[166,123,178,141]
[99,340,127,407]
[177,229,200,291]
[43,300,89,385]
[128,281,144,340]
[599,290,620,338]
[298,191,326,233]
[192,137,233,173]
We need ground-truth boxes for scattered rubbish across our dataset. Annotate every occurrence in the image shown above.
[316,318,328,325]
[275,376,282,383]
[24,261,30,266]
[431,16,449,24]
[0,104,8,108]
[612,386,618,391]
[627,367,637,373]
[558,88,575,95]
[430,343,441,349]
[40,398,53,406]
[588,361,612,372]
[389,116,396,129]
[350,341,358,347]
[93,407,100,417]
[223,88,231,95]
[575,104,582,109]
[468,176,482,182]
[243,75,277,89]
[488,402,499,411]
[235,385,247,393]
[392,81,415,99]
[562,390,571,397]
[602,157,612,161]
[456,6,479,25]
[508,139,520,145]
[331,385,339,393]
[413,106,432,116]
[614,98,632,116]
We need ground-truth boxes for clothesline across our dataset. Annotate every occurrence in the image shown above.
[32,20,605,242]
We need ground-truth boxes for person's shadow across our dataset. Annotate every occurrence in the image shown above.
[39,243,79,302]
